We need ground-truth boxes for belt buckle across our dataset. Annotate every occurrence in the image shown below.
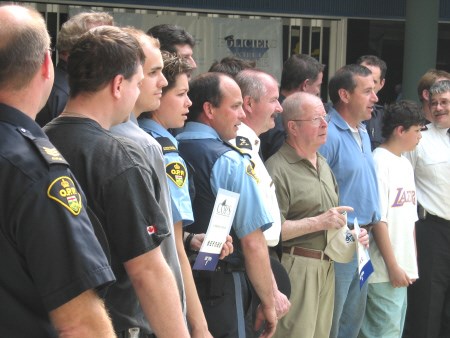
[128,328,140,338]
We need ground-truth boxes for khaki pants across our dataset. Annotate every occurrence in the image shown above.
[274,254,334,338]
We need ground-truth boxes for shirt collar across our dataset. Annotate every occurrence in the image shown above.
[176,121,221,141]
[238,123,261,152]
[329,106,367,132]
[0,103,46,137]
[139,117,178,143]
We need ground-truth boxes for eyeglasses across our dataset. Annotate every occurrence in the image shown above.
[431,100,450,108]
[290,114,330,126]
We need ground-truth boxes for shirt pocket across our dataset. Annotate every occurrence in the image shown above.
[421,151,450,186]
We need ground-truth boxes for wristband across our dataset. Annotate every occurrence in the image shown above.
[184,232,195,252]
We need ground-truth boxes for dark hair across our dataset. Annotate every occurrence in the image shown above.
[356,55,387,80]
[68,26,145,98]
[0,5,50,90]
[209,56,256,78]
[382,100,425,139]
[328,64,372,105]
[161,51,193,94]
[147,24,195,53]
[280,54,324,92]
[187,72,225,122]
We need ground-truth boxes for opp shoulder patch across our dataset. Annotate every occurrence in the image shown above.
[47,176,83,216]
[245,162,260,183]
[166,161,187,188]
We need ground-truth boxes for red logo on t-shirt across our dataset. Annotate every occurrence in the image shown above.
[147,225,157,235]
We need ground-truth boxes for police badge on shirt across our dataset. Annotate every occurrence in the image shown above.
[166,162,187,188]
[47,176,83,216]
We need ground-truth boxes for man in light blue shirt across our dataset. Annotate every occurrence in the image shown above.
[177,72,277,338]
[319,64,381,338]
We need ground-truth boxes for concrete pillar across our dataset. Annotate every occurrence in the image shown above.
[402,0,440,101]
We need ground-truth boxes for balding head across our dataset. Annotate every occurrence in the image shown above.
[0,5,51,91]
[283,92,328,153]
[282,92,323,130]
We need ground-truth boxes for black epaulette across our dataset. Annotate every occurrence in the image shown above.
[235,136,252,150]
[18,127,68,166]
[223,140,247,157]
[155,137,178,154]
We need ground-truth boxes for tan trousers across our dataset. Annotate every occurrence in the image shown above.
[274,253,335,338]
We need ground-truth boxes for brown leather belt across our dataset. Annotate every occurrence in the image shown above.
[283,246,330,261]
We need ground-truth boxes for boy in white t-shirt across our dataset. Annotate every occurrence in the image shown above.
[359,100,425,338]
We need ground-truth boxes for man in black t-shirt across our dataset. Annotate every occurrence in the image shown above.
[45,26,190,337]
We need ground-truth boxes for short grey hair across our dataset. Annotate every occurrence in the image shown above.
[235,69,274,102]
[429,79,450,98]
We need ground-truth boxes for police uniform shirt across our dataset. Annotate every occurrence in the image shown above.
[45,116,170,333]
[230,123,281,246]
[0,103,115,337]
[139,118,194,226]
[177,122,273,239]
[404,123,450,220]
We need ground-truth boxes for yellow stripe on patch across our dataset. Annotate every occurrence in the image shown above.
[47,176,83,216]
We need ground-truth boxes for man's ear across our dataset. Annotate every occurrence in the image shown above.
[300,79,309,92]
[112,74,124,99]
[379,78,386,91]
[243,96,253,114]
[203,101,214,120]
[422,89,430,101]
[338,88,350,103]
[41,51,53,80]
[286,120,298,136]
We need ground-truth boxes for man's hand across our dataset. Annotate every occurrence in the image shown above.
[316,206,354,231]
[187,233,233,260]
[254,303,278,338]
[219,235,233,259]
[190,233,204,251]
[356,227,369,248]
[274,289,290,319]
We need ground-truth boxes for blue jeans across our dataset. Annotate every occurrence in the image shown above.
[330,253,369,338]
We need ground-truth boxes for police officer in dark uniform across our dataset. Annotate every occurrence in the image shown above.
[0,5,115,337]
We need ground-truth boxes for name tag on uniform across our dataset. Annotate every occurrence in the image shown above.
[355,218,374,289]
[193,189,240,271]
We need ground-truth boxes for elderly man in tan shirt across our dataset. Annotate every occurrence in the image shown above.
[266,92,368,338]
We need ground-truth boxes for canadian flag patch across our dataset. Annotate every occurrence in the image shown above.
[147,225,157,235]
